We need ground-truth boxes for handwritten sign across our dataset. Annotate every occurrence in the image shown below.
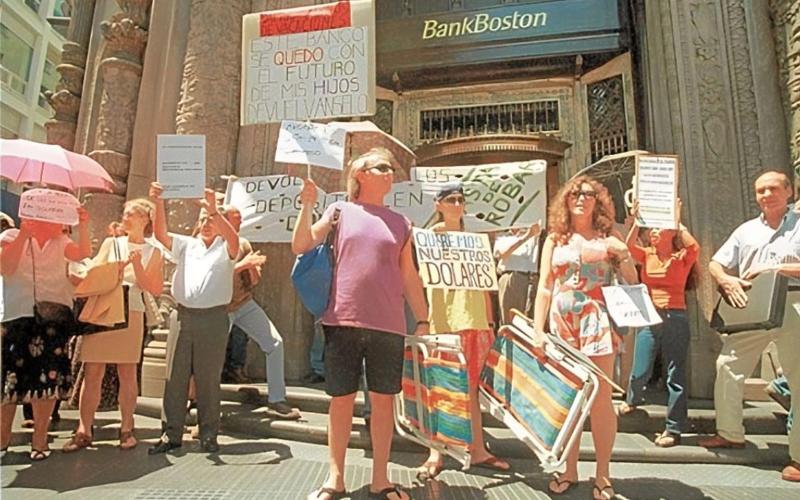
[635,155,679,229]
[413,228,498,291]
[601,284,663,328]
[275,120,347,170]
[19,188,80,225]
[157,135,206,199]
[241,1,376,124]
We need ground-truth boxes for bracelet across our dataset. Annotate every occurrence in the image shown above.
[416,320,429,326]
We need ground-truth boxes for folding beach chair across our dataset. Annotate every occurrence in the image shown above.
[394,334,473,469]
[479,311,601,471]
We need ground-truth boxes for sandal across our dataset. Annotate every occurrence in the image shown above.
[548,473,577,494]
[471,455,511,472]
[593,484,616,500]
[617,402,637,416]
[119,429,138,450]
[654,431,680,448]
[30,447,51,461]
[307,487,346,500]
[415,460,444,481]
[62,431,92,453]
[368,484,410,500]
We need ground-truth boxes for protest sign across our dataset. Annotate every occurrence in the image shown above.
[241,0,376,124]
[19,188,80,225]
[413,228,498,291]
[601,284,663,328]
[635,154,679,229]
[275,120,347,170]
[156,135,206,199]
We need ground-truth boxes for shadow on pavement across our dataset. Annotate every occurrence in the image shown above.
[205,440,292,466]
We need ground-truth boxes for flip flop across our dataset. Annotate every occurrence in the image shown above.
[307,486,346,500]
[368,484,410,500]
[471,455,511,472]
[30,448,51,461]
[548,473,577,495]
[415,460,444,481]
[593,484,616,500]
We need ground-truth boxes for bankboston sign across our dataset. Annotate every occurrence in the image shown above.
[377,0,622,76]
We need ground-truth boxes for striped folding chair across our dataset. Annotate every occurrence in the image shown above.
[479,313,600,471]
[394,334,473,469]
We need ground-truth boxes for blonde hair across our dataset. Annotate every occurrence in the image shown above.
[124,198,155,236]
[345,147,398,200]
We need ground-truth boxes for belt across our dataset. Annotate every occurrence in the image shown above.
[501,270,538,276]
[788,285,800,292]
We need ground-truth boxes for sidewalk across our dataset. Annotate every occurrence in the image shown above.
[2,407,798,499]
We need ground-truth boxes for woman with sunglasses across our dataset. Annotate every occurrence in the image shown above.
[533,176,637,500]
[293,147,428,500]
[415,181,511,481]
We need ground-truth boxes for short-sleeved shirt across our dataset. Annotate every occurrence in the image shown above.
[320,201,411,335]
[170,234,235,309]
[493,233,540,274]
[0,230,74,322]
[712,209,800,284]
[427,288,489,333]
[630,243,700,309]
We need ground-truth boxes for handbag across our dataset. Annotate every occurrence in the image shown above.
[73,237,130,335]
[291,208,341,317]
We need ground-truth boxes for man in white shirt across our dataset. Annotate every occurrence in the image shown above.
[493,222,541,324]
[700,171,800,482]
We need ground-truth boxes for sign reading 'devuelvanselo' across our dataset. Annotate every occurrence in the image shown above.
[413,228,498,291]
[241,1,376,124]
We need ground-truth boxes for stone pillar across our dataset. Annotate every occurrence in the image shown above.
[45,0,98,150]
[163,0,250,235]
[84,0,151,243]
[771,0,800,173]
[638,0,792,397]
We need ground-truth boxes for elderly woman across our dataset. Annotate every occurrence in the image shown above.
[0,205,91,460]
[148,184,239,455]
[533,176,637,500]
[416,182,510,481]
[63,199,163,452]
[292,147,428,500]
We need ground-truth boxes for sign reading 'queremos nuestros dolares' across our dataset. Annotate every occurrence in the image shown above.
[241,0,376,125]
[413,228,499,291]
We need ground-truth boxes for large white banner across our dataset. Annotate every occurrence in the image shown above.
[225,161,547,243]
[241,1,376,124]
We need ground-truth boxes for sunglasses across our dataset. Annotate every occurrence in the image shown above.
[368,164,395,174]
[568,189,597,199]
[441,195,465,205]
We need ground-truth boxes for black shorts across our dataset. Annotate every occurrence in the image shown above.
[322,325,405,397]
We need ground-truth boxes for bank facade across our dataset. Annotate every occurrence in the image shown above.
[48,0,798,398]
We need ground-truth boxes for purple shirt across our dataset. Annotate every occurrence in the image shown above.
[320,201,411,335]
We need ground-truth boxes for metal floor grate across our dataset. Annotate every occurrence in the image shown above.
[134,489,231,499]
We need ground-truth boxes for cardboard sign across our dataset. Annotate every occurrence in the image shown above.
[241,0,376,124]
[601,284,663,328]
[156,135,206,199]
[19,188,80,225]
[275,120,347,170]
[413,228,498,291]
[635,155,679,229]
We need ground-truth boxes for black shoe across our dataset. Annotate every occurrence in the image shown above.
[265,400,301,420]
[148,439,181,455]
[303,373,325,384]
[200,437,219,453]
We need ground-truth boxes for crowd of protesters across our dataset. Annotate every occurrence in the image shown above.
[1,145,798,499]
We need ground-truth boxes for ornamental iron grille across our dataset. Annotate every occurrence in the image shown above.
[373,99,394,135]
[587,75,628,163]
[418,100,560,144]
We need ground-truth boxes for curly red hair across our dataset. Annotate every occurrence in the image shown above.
[548,175,616,244]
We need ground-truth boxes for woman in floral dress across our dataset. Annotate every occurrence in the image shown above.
[533,176,637,500]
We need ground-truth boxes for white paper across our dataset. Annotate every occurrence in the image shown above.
[601,284,663,328]
[18,188,80,225]
[275,120,347,170]
[636,155,678,229]
[157,135,206,199]
[412,228,498,291]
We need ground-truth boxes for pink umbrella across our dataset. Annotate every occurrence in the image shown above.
[0,138,114,192]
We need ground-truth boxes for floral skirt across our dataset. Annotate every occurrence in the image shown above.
[1,310,75,404]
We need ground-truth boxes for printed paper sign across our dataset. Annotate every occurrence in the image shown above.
[19,188,80,225]
[413,228,498,291]
[635,155,679,229]
[601,284,663,328]
[157,135,206,199]
[275,120,347,170]
[241,1,376,124]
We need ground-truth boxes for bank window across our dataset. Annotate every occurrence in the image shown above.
[1,104,23,139]
[0,25,34,96]
[25,0,41,15]
[419,100,560,144]
[587,75,628,163]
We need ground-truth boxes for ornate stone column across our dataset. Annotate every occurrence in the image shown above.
[84,0,151,242]
[45,0,98,150]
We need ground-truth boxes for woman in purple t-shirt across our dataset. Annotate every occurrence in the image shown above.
[292,148,428,500]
